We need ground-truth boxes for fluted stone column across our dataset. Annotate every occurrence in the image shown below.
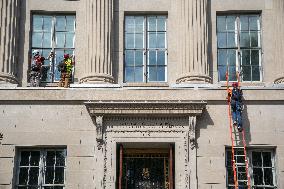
[0,0,19,85]
[176,0,211,84]
[274,0,284,84]
[81,0,115,83]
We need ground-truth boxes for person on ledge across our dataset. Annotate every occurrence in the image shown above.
[57,54,74,88]
[30,50,53,87]
[228,82,243,132]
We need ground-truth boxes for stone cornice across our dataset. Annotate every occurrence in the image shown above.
[85,100,207,116]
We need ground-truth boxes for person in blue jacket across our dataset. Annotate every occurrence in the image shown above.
[229,82,243,132]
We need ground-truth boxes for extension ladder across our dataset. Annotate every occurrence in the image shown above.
[226,71,251,189]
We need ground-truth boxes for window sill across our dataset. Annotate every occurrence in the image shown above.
[218,81,266,87]
[123,82,169,88]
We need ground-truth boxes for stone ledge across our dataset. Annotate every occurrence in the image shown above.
[85,100,207,116]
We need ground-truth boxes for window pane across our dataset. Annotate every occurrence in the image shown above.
[240,32,250,47]
[252,152,262,167]
[229,66,237,81]
[54,167,64,184]
[66,33,75,48]
[30,151,40,166]
[251,50,259,65]
[226,16,236,31]
[20,151,30,166]
[148,32,157,48]
[148,51,156,65]
[157,66,165,81]
[157,17,166,31]
[250,32,259,47]
[56,16,66,31]
[252,66,260,81]
[148,16,156,31]
[227,168,234,184]
[125,50,134,66]
[135,50,143,66]
[32,32,43,47]
[249,16,259,31]
[227,32,236,48]
[134,67,143,82]
[56,151,66,166]
[135,16,144,33]
[135,33,143,49]
[41,65,52,82]
[240,16,249,31]
[148,67,157,81]
[218,50,227,66]
[19,167,29,185]
[43,16,52,32]
[217,16,226,32]
[241,50,250,66]
[125,33,134,49]
[157,51,165,65]
[66,16,75,31]
[28,167,39,185]
[217,32,226,48]
[157,33,166,48]
[264,168,273,185]
[46,151,56,166]
[262,152,272,167]
[43,33,52,48]
[33,16,42,31]
[242,66,251,81]
[125,67,134,82]
[45,167,55,184]
[218,65,226,81]
[125,16,135,33]
[253,168,264,185]
[56,33,65,48]
[228,50,236,66]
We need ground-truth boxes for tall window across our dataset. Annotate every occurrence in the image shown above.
[217,15,262,82]
[226,149,276,189]
[124,16,167,83]
[32,15,76,83]
[16,149,66,189]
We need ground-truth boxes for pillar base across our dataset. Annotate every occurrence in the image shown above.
[274,77,284,84]
[176,74,212,84]
[0,72,18,85]
[80,73,115,84]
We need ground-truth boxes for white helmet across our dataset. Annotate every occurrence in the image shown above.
[32,49,40,56]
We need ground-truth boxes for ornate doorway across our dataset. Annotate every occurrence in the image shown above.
[118,145,174,189]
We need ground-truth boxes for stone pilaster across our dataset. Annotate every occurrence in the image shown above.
[188,116,197,189]
[177,0,211,84]
[274,0,284,84]
[0,0,19,85]
[81,0,115,83]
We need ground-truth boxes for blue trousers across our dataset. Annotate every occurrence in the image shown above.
[231,102,242,128]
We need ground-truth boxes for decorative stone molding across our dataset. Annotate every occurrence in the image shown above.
[80,73,115,84]
[95,115,104,143]
[85,100,207,116]
[176,74,212,84]
[189,116,197,149]
[0,72,18,85]
[274,77,284,84]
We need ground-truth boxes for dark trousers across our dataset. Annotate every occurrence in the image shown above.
[231,101,242,128]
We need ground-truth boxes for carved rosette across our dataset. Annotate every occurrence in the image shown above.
[274,77,284,84]
[0,0,20,85]
[81,0,115,84]
[176,0,212,84]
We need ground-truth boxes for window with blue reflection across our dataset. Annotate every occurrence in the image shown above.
[217,15,261,82]
[31,15,75,83]
[124,15,167,82]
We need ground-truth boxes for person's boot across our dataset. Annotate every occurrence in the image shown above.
[237,125,243,132]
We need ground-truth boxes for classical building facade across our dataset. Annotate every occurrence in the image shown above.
[0,0,284,188]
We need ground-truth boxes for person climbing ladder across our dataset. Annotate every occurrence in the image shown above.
[228,82,243,132]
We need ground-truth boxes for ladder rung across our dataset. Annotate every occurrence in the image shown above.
[233,147,245,149]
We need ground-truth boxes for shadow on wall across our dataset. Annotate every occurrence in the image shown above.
[113,0,120,83]
[242,103,252,144]
[195,109,214,148]
[18,0,27,86]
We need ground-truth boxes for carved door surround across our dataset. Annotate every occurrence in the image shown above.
[85,100,207,189]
